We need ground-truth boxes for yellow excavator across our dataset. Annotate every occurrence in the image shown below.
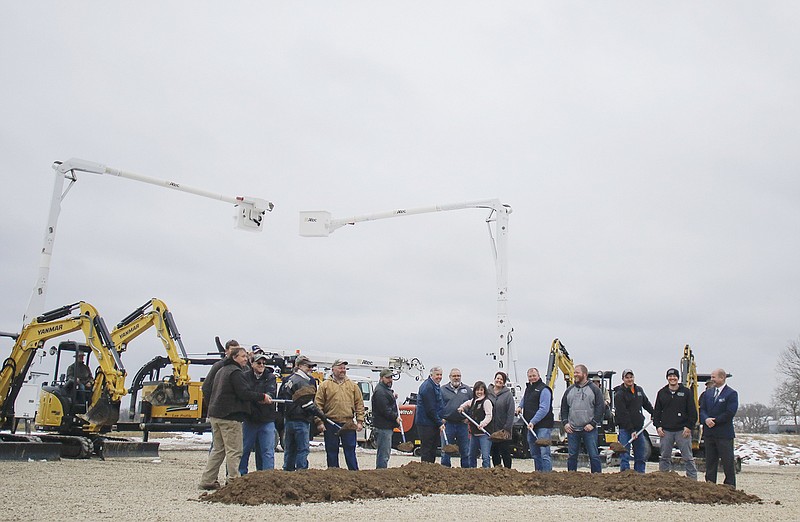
[2,301,155,458]
[112,298,193,408]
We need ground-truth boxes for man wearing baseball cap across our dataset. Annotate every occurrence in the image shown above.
[613,369,654,473]
[372,368,401,468]
[314,359,365,470]
[278,354,318,471]
[653,368,697,479]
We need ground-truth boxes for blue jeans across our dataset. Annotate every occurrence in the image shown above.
[239,420,276,474]
[441,421,470,467]
[374,427,393,469]
[527,427,553,472]
[468,433,492,468]
[618,427,647,473]
[567,429,601,473]
[323,426,359,470]
[282,419,310,471]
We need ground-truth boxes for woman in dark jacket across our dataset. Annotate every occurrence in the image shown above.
[489,371,515,468]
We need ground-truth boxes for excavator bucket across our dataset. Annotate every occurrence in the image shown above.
[85,391,121,426]
[143,383,190,407]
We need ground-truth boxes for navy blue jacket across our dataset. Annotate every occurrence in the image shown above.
[415,376,443,427]
[699,384,738,439]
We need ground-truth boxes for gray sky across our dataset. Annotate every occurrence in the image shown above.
[2,2,798,407]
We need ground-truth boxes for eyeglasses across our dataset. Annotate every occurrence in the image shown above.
[253,360,265,365]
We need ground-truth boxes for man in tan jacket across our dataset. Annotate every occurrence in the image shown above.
[314,359,365,470]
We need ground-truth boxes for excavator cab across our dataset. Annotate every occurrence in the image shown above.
[36,341,120,432]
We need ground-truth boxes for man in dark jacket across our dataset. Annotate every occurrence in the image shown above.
[371,368,401,469]
[278,355,319,471]
[561,364,605,473]
[199,346,269,489]
[239,352,278,474]
[415,366,444,463]
[201,339,238,417]
[440,368,472,468]
[518,367,554,472]
[653,367,697,479]
[613,368,654,473]
[700,368,738,487]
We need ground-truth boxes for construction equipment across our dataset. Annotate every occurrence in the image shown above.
[299,199,519,389]
[112,298,192,408]
[545,338,575,391]
[1,301,155,459]
[11,159,271,429]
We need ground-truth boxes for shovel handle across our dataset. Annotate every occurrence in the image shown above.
[517,413,536,435]
[460,411,491,436]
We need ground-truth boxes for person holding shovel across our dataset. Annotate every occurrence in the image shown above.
[561,364,605,473]
[315,359,365,470]
[372,368,401,469]
[489,371,516,468]
[613,368,654,473]
[279,355,319,472]
[416,366,444,463]
[457,380,493,468]
[518,367,554,472]
[440,368,472,468]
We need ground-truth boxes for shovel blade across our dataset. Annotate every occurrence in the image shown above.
[442,444,460,455]
[397,442,415,453]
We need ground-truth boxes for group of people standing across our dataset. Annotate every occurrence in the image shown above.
[410,366,548,470]
[409,362,739,488]
[199,341,366,490]
[197,342,739,491]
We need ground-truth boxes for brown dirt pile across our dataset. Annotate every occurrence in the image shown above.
[201,462,761,506]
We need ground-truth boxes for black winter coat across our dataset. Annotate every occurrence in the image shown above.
[613,383,654,431]
[371,381,399,429]
[244,368,278,423]
[207,358,265,422]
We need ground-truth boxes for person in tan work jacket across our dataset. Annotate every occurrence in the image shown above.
[314,359,365,470]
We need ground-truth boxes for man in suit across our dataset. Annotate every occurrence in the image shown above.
[699,368,739,488]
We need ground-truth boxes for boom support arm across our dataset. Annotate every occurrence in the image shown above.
[23,158,273,324]
[299,199,514,377]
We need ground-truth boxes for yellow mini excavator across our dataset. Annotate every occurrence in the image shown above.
[1,301,157,458]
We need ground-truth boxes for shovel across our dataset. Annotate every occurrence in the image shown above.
[460,410,491,436]
[397,417,415,453]
[441,427,460,455]
[517,413,551,447]
[609,420,653,453]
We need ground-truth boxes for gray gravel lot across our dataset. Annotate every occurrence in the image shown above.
[1,447,797,521]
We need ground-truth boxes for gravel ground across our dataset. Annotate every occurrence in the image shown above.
[1,447,798,521]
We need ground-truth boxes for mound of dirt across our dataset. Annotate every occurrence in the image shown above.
[200,462,761,506]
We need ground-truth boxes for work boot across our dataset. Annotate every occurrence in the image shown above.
[199,481,221,490]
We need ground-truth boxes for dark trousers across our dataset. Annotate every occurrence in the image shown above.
[705,436,736,487]
[491,440,512,468]
[418,424,440,463]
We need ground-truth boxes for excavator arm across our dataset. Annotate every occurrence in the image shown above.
[112,298,191,406]
[545,338,575,391]
[1,301,126,429]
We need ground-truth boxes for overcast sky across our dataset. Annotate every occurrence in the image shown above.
[1,2,798,408]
